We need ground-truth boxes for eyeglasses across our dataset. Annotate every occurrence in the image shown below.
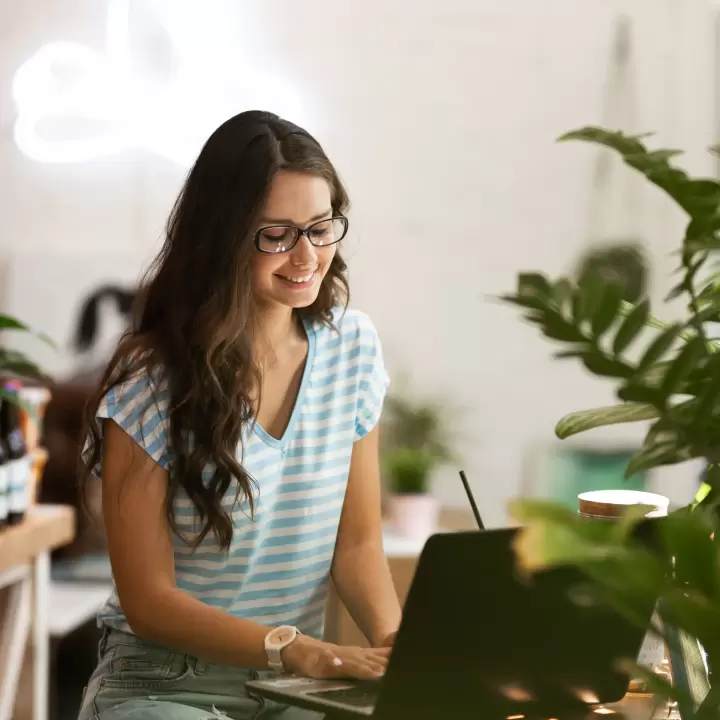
[254,216,349,254]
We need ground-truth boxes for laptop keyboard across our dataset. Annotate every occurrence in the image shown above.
[306,684,380,709]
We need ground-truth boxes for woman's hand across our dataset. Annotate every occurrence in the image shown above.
[281,635,389,680]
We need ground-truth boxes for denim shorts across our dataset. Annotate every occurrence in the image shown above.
[79,628,324,720]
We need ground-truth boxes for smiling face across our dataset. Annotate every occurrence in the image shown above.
[251,171,338,311]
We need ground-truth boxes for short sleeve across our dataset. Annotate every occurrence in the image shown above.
[89,369,171,476]
[354,316,390,442]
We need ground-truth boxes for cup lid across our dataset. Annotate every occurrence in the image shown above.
[578,489,669,518]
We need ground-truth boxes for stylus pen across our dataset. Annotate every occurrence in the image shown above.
[459,470,485,530]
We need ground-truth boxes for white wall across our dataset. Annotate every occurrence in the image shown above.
[0,0,716,524]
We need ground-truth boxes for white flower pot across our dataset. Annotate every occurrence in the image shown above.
[388,493,439,539]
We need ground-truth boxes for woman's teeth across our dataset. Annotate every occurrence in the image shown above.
[281,271,315,283]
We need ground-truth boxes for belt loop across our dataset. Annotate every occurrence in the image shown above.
[194,657,207,675]
[97,627,110,661]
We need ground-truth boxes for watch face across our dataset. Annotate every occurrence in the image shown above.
[272,627,294,645]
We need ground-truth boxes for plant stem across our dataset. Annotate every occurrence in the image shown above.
[682,250,712,350]
[618,301,720,351]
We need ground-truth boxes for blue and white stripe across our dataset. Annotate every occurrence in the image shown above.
[92,308,389,639]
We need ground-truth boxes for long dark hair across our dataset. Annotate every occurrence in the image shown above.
[80,111,350,550]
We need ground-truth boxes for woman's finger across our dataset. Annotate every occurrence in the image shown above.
[346,662,382,680]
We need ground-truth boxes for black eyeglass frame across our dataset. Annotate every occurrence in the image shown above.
[253,216,349,254]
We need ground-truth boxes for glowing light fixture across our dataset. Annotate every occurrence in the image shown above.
[12,0,306,165]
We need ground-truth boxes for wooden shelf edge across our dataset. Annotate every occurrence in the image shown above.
[0,505,76,574]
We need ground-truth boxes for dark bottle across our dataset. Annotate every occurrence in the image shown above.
[2,382,29,525]
[0,399,8,530]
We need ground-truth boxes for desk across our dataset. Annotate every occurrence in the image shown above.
[0,505,75,720]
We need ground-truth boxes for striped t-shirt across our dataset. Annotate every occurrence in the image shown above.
[92,308,389,639]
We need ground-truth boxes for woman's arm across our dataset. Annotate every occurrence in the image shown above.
[102,419,274,667]
[331,425,403,647]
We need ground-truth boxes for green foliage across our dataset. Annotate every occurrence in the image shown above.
[0,313,52,411]
[381,391,453,495]
[576,242,648,305]
[501,127,720,485]
[503,127,720,717]
[383,448,434,495]
[511,500,720,720]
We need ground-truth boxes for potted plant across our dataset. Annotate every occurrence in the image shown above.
[381,391,453,538]
[501,127,720,718]
[0,313,51,402]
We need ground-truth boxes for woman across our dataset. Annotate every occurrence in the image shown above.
[78,111,402,720]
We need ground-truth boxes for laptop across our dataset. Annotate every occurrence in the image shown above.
[247,527,656,719]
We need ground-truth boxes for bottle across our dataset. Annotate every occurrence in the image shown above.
[0,399,9,530]
[2,381,29,525]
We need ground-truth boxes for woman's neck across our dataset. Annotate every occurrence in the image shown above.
[254,306,304,361]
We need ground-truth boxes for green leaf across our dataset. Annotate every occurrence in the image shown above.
[616,384,667,406]
[685,214,720,254]
[638,360,673,388]
[691,370,720,430]
[551,278,573,309]
[636,325,681,374]
[0,315,31,331]
[695,305,720,324]
[0,349,49,382]
[580,352,633,379]
[498,294,548,312]
[590,283,622,337]
[661,588,720,659]
[660,336,706,399]
[558,127,648,155]
[509,505,618,573]
[555,403,660,439]
[625,442,683,478]
[575,272,605,323]
[0,314,56,348]
[509,499,584,527]
[683,179,720,211]
[517,272,551,298]
[612,299,649,354]
[540,317,586,343]
[665,280,686,301]
[558,127,709,218]
[553,345,588,360]
[661,509,719,599]
[694,482,713,507]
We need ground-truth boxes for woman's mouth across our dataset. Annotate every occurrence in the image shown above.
[276,269,317,289]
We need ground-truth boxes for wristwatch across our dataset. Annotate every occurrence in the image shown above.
[264,625,301,673]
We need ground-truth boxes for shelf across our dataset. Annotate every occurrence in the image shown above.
[0,505,75,575]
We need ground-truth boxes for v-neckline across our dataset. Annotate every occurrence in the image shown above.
[252,316,316,451]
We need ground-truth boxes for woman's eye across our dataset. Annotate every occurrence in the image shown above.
[310,221,332,239]
[262,228,291,242]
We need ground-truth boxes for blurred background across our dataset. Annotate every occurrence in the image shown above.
[0,0,717,718]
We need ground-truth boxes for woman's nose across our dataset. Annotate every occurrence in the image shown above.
[291,233,318,266]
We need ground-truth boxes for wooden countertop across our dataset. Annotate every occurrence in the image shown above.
[0,505,75,574]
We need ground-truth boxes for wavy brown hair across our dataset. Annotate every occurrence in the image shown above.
[80,111,350,550]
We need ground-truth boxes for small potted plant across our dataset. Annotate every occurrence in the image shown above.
[381,391,453,538]
[0,313,52,519]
